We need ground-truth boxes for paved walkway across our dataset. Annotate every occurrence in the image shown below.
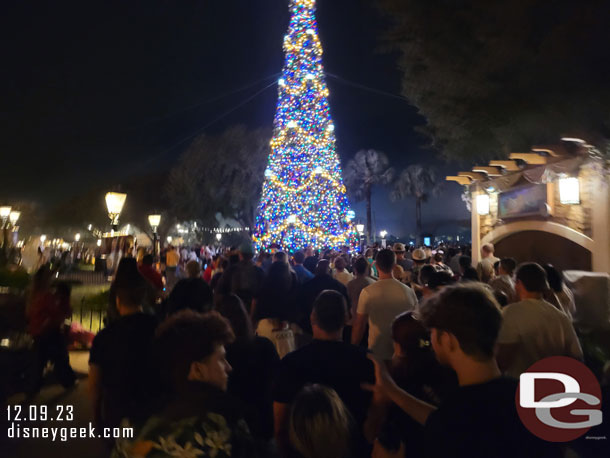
[4,351,110,458]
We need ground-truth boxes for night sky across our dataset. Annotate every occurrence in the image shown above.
[1,0,469,237]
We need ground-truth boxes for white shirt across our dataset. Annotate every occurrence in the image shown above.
[489,274,518,304]
[334,269,354,286]
[497,298,583,378]
[357,278,418,360]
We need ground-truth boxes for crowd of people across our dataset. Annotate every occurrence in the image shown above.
[22,240,608,458]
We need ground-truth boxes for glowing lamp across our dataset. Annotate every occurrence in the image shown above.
[356,223,364,234]
[559,176,580,205]
[148,214,161,232]
[346,210,355,221]
[105,192,127,228]
[278,78,285,86]
[216,233,222,241]
[265,168,273,178]
[40,235,47,243]
[0,206,11,219]
[327,124,334,132]
[9,211,20,225]
[476,194,490,215]
[166,236,172,244]
[74,233,81,242]
[97,239,102,247]
[380,230,387,239]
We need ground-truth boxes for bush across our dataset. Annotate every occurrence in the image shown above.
[80,289,109,311]
[0,268,30,291]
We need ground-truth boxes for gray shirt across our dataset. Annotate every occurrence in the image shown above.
[346,276,376,324]
[357,278,418,360]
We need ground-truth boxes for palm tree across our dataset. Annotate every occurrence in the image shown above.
[391,165,442,243]
[344,149,394,244]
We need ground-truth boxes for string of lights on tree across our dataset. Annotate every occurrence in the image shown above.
[253,0,358,252]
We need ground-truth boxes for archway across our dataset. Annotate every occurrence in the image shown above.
[482,222,592,271]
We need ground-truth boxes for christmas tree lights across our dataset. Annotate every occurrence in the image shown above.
[253,0,358,252]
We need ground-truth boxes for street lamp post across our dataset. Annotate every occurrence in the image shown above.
[148,214,161,258]
[380,230,387,248]
[73,233,81,264]
[0,206,11,250]
[105,192,127,231]
[9,211,20,248]
[356,223,365,253]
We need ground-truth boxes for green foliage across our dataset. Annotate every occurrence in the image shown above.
[391,165,442,237]
[0,267,30,291]
[344,149,394,241]
[344,149,394,201]
[80,289,110,311]
[378,0,610,161]
[166,125,271,230]
[578,330,610,382]
[391,165,442,203]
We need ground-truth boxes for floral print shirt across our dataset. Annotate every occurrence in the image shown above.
[113,382,257,458]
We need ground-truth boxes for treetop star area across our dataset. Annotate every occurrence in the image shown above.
[253,0,358,252]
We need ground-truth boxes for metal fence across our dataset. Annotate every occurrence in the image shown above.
[70,297,106,334]
[56,271,110,334]
[57,271,108,285]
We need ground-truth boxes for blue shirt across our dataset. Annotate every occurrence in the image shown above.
[293,264,314,284]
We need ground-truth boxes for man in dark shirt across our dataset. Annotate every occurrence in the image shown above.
[167,260,213,315]
[274,290,374,457]
[216,245,265,312]
[393,242,414,272]
[363,283,559,458]
[297,259,349,333]
[88,275,158,429]
[302,246,319,274]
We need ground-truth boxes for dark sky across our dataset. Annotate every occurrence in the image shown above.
[1,0,469,237]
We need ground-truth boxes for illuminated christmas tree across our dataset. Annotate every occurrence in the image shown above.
[253,0,358,252]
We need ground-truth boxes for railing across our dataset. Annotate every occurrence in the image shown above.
[68,297,106,334]
[57,271,108,285]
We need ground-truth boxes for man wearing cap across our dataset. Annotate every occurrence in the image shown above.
[393,243,413,273]
[410,248,427,286]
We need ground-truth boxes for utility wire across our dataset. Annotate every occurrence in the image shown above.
[140,79,278,168]
[121,72,281,133]
[325,72,411,104]
[137,72,408,168]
